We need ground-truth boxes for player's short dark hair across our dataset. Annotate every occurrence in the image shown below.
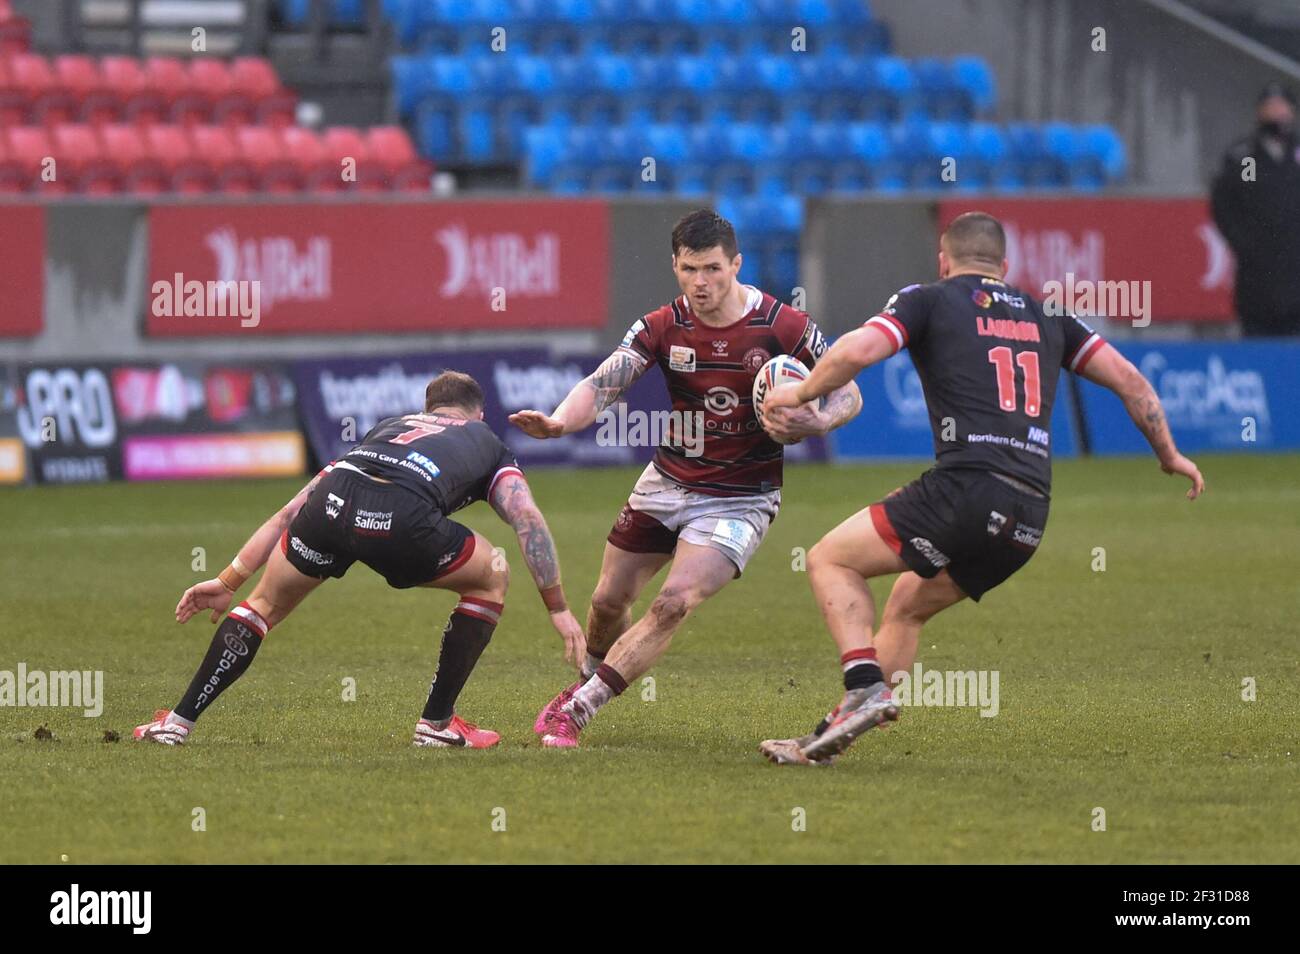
[942,212,1006,268]
[424,371,484,413]
[671,209,739,259]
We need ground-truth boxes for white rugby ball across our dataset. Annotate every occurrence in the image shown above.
[753,354,811,445]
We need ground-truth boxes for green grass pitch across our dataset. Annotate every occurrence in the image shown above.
[2,454,1297,864]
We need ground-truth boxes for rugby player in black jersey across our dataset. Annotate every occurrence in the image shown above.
[758,212,1205,765]
[135,372,585,748]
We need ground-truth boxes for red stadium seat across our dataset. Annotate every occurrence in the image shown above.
[9,54,77,125]
[54,55,116,125]
[145,56,207,123]
[235,125,300,192]
[279,126,343,192]
[51,123,121,193]
[365,125,432,191]
[0,57,28,124]
[0,3,31,55]
[321,125,384,190]
[230,57,297,126]
[101,56,165,125]
[100,123,168,194]
[188,58,251,126]
[0,131,26,193]
[145,123,213,192]
[6,126,72,193]
[190,124,257,192]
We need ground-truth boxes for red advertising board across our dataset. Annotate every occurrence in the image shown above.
[937,199,1235,322]
[146,200,609,336]
[0,204,45,337]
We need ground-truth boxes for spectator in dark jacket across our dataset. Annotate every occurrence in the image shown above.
[1211,82,1300,337]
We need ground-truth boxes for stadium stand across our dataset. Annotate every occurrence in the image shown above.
[0,44,430,193]
[376,0,1126,291]
[4,0,1126,291]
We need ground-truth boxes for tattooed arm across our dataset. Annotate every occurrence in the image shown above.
[1081,344,1205,500]
[489,471,586,667]
[509,349,649,439]
[761,380,862,443]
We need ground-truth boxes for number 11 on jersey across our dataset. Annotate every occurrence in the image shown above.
[987,346,1041,417]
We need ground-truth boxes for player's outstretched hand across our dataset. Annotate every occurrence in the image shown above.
[176,578,234,624]
[549,609,587,670]
[509,410,565,439]
[1162,453,1205,500]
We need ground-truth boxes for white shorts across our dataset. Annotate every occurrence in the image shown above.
[606,463,781,575]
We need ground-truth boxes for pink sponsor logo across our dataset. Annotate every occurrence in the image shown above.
[124,432,305,480]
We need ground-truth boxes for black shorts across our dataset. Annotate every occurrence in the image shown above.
[871,467,1050,602]
[282,468,475,589]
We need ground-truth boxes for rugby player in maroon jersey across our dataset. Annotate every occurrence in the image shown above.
[757,212,1205,765]
[135,372,585,748]
[510,210,863,747]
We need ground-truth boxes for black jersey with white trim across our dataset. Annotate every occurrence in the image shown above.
[341,414,521,513]
[864,274,1104,496]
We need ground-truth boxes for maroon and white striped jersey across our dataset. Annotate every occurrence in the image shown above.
[618,285,828,496]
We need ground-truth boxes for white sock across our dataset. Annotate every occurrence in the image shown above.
[581,653,603,681]
[164,712,195,730]
[565,673,616,727]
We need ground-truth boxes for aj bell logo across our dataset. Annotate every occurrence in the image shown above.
[50,884,151,934]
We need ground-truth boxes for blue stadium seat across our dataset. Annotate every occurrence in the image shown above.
[674,57,720,95]
[806,121,847,161]
[673,167,711,196]
[523,125,565,183]
[793,0,834,28]
[281,0,366,26]
[913,58,969,120]
[965,121,1010,186]
[1082,124,1125,181]
[712,163,753,197]
[952,56,995,114]
[458,104,496,162]
[791,159,832,196]
[510,56,556,95]
[645,123,691,165]
[845,121,888,163]
[415,101,454,157]
[390,55,429,118]
[831,0,873,25]
[828,160,870,192]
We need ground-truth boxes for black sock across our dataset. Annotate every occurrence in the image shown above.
[844,662,885,692]
[174,603,268,722]
[421,598,501,723]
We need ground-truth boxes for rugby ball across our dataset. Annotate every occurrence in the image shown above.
[753,354,811,445]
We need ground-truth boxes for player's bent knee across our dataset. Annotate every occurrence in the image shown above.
[590,587,633,621]
[489,556,510,599]
[807,540,839,575]
[648,585,701,629]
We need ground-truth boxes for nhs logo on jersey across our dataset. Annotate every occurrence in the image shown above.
[1027,426,1050,447]
[405,451,441,477]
